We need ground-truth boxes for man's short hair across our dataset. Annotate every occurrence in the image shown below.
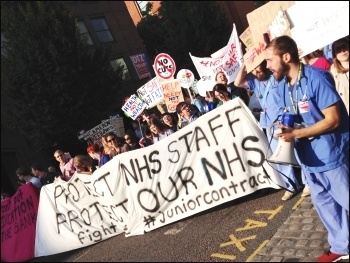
[16,167,31,176]
[31,163,45,172]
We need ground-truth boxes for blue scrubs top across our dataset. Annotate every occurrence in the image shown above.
[247,75,283,129]
[277,64,349,172]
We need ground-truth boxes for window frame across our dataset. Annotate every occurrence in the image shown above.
[90,17,114,43]
[110,57,132,81]
[76,20,94,45]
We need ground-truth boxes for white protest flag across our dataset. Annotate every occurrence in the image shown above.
[189,24,243,84]
[137,77,164,109]
[121,94,147,120]
[286,1,349,56]
[35,98,287,257]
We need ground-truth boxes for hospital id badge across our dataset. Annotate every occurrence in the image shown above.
[298,101,310,113]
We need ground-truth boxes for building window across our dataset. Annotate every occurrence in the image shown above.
[136,1,149,13]
[110,58,131,81]
[76,20,94,45]
[91,17,114,43]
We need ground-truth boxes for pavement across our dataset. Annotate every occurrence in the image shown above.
[251,195,349,262]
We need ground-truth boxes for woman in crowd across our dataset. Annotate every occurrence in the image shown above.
[139,126,154,148]
[73,155,94,175]
[212,83,234,107]
[86,143,110,168]
[124,134,140,150]
[148,117,174,143]
[103,132,131,159]
[162,112,179,133]
[301,49,331,71]
[330,36,349,114]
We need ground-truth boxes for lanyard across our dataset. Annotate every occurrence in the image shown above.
[261,76,273,110]
[287,64,302,114]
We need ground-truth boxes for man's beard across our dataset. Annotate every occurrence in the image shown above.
[274,61,290,82]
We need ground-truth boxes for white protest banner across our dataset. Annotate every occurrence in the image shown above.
[35,172,127,257]
[137,77,164,109]
[130,53,151,80]
[286,1,349,57]
[34,98,287,257]
[79,120,118,145]
[189,24,243,84]
[154,53,176,80]
[196,78,216,97]
[176,69,195,89]
[121,94,147,120]
[161,79,184,112]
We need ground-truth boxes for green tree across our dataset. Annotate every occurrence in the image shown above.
[1,1,122,152]
[137,1,231,78]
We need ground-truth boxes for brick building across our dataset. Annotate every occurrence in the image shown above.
[1,1,257,195]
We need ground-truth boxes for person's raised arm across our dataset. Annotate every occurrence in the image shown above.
[234,64,249,89]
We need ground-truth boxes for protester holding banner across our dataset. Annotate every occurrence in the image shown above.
[103,132,131,158]
[131,120,143,140]
[148,117,174,143]
[234,61,302,200]
[124,134,140,150]
[73,155,95,175]
[16,167,42,189]
[138,125,154,148]
[175,101,202,129]
[212,83,237,108]
[265,35,349,262]
[86,143,111,168]
[1,191,10,202]
[31,163,58,186]
[54,150,76,181]
[330,36,349,114]
[162,112,179,133]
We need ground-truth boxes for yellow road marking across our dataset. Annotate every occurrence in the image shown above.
[211,253,236,260]
[293,196,305,210]
[245,239,269,262]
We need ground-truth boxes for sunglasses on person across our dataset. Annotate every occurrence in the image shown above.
[107,137,117,143]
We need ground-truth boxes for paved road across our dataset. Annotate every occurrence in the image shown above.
[30,188,338,262]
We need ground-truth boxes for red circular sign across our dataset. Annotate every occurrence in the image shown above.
[154,53,176,80]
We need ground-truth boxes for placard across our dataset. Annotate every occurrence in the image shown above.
[137,77,164,108]
[121,94,147,120]
[161,79,184,112]
[176,69,195,89]
[154,53,176,80]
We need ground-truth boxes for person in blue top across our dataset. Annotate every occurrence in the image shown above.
[235,60,301,201]
[265,35,349,263]
[86,143,110,168]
